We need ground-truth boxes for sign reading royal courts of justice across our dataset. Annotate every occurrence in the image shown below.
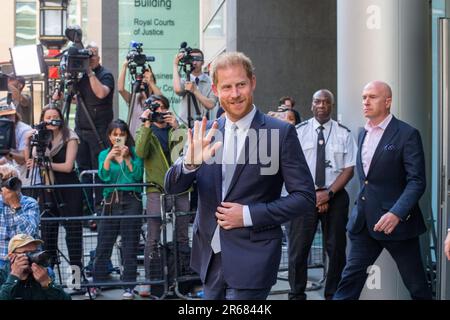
[118,0,200,120]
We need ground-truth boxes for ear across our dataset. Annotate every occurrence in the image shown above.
[251,75,256,91]
[385,96,392,107]
[212,83,218,96]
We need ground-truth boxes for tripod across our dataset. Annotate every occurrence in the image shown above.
[180,63,202,128]
[61,77,106,151]
[126,76,146,127]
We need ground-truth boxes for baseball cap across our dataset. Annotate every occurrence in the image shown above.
[8,234,44,254]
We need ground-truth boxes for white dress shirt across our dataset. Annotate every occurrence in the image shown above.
[296,118,357,189]
[222,106,257,227]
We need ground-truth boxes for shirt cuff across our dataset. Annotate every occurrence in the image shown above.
[243,205,253,227]
[182,158,200,174]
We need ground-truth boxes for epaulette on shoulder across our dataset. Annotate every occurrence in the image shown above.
[296,120,309,129]
[338,123,351,132]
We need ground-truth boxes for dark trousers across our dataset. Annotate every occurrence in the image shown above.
[76,127,107,207]
[93,192,142,288]
[203,253,271,300]
[333,226,432,300]
[40,188,83,268]
[288,189,349,300]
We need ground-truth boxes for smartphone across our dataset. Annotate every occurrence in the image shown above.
[114,136,125,147]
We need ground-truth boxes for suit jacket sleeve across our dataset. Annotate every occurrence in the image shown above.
[249,124,316,227]
[390,129,426,220]
[164,157,197,194]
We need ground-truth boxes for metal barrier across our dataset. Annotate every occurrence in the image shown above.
[30,182,201,300]
[24,183,326,299]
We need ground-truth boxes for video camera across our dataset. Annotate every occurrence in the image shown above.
[59,25,92,77]
[141,97,170,123]
[178,42,203,72]
[30,121,56,157]
[26,250,51,267]
[127,41,155,76]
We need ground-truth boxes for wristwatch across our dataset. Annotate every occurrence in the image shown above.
[88,71,96,78]
[41,278,53,289]
[327,189,334,199]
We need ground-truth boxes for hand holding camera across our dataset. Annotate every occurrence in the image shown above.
[31,263,51,288]
[10,251,51,285]
[163,112,178,129]
[10,254,31,280]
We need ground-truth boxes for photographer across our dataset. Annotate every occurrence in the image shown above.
[173,48,217,126]
[118,59,162,139]
[25,105,83,270]
[73,43,115,209]
[7,74,31,125]
[88,119,143,300]
[135,95,189,297]
[0,105,33,186]
[0,164,40,268]
[0,234,71,300]
[279,96,301,125]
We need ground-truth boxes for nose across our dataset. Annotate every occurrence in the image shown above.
[230,86,240,98]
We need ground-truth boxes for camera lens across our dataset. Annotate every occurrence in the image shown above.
[26,251,51,267]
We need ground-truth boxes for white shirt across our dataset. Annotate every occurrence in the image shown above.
[296,118,357,189]
[222,106,256,227]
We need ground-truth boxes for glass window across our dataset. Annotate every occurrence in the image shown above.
[15,1,37,46]
[202,0,225,29]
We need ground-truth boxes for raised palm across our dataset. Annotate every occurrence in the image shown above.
[185,117,222,166]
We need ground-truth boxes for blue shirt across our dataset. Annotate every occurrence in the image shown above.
[0,195,40,261]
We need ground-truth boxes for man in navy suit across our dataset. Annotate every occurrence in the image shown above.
[165,52,316,300]
[333,81,432,300]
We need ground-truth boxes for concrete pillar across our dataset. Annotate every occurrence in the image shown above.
[337,0,431,299]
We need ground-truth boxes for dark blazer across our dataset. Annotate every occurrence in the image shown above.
[165,109,316,289]
[347,116,427,241]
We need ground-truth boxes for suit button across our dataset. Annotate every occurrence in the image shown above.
[361,196,366,201]
[365,180,369,185]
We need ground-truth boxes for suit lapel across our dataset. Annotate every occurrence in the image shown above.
[223,110,265,200]
[214,117,225,202]
[367,116,399,177]
[357,128,367,179]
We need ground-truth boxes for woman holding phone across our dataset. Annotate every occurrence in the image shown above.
[88,119,143,300]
